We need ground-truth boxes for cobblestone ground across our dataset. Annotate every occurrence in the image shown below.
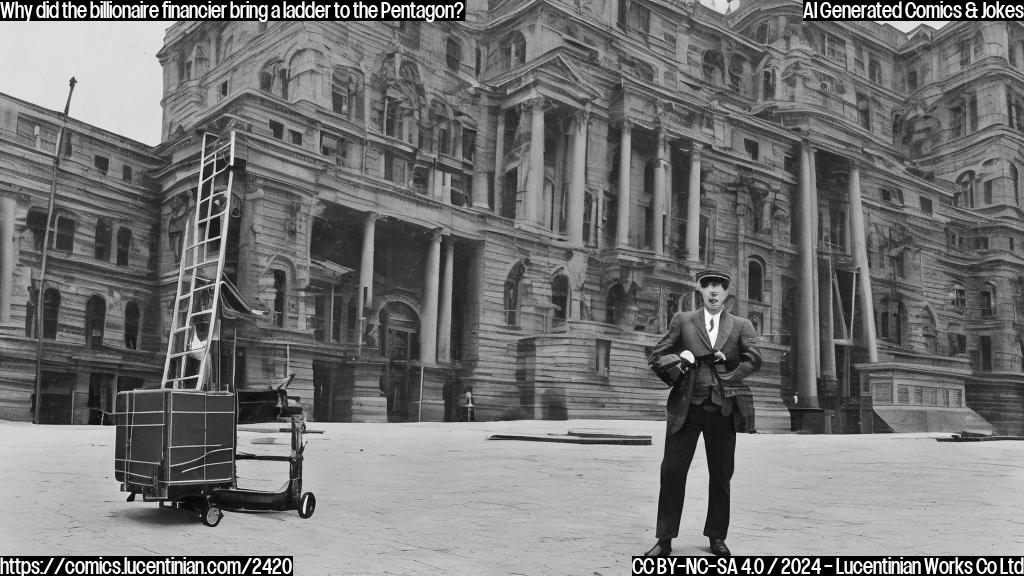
[1,419,1023,575]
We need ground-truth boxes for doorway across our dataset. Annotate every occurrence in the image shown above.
[379,301,420,422]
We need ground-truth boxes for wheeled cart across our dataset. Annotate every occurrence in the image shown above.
[114,387,315,527]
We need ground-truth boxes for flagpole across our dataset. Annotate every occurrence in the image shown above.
[34,77,77,424]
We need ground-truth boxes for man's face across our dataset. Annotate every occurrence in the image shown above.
[700,281,729,314]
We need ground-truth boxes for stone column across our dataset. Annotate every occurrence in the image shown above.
[685,144,703,262]
[0,195,13,323]
[492,109,506,210]
[616,120,632,248]
[653,130,667,256]
[420,228,442,365]
[665,147,673,254]
[527,98,546,225]
[567,109,588,245]
[357,212,377,347]
[796,140,818,406]
[809,148,821,377]
[437,237,454,363]
[848,161,878,362]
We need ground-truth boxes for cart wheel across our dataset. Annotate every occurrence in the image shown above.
[201,504,223,527]
[298,492,316,519]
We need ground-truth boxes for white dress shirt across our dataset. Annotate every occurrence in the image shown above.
[704,309,722,347]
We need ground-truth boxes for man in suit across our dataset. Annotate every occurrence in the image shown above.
[643,269,762,558]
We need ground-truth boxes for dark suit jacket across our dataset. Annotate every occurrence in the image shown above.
[648,309,762,434]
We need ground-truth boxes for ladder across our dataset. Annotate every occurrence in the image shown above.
[161,132,237,390]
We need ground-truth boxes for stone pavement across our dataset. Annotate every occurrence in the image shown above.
[1,419,1023,575]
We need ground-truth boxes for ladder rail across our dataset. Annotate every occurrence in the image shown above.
[161,131,237,390]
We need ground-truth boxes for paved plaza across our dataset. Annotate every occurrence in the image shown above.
[1,418,1023,575]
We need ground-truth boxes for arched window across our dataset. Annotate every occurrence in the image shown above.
[755,23,770,44]
[955,171,975,208]
[86,295,106,349]
[606,283,626,325]
[551,275,570,321]
[26,287,60,339]
[258,61,288,99]
[27,208,47,250]
[701,50,724,84]
[762,69,776,101]
[501,32,526,70]
[446,37,462,71]
[94,218,112,261]
[747,257,764,302]
[980,284,996,317]
[273,269,287,327]
[116,228,132,266]
[124,301,140,350]
[504,262,526,326]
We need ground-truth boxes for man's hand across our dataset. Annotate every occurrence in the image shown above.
[713,350,727,363]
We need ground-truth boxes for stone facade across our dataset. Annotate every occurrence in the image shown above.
[2,4,1024,433]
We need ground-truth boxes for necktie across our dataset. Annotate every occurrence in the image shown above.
[709,317,715,332]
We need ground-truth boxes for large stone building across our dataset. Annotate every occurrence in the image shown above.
[2,3,1024,433]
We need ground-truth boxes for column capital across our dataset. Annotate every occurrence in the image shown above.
[522,96,547,113]
[690,142,704,162]
[572,107,591,130]
[365,211,378,223]
[431,227,444,242]
[849,158,864,170]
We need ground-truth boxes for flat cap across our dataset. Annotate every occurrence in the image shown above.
[695,269,731,286]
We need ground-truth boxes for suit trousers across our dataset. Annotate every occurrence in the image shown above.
[656,402,736,540]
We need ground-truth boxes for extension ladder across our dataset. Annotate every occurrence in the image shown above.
[161,132,237,390]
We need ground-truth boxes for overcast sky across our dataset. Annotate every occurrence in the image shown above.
[0,18,945,147]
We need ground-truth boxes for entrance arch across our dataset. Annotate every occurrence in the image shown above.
[379,300,421,421]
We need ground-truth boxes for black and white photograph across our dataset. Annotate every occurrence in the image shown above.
[0,2,1022,574]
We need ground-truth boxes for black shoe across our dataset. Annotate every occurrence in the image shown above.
[644,539,672,557]
[709,538,731,557]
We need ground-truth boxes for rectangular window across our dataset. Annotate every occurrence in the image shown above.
[984,180,993,204]
[829,209,847,250]
[783,154,796,174]
[949,333,967,354]
[290,130,303,146]
[320,133,347,164]
[55,216,74,251]
[438,127,451,155]
[462,128,476,161]
[913,387,924,404]
[743,139,759,161]
[976,236,989,250]
[898,386,910,404]
[219,81,228,100]
[952,390,962,407]
[269,120,284,140]
[384,98,401,137]
[383,150,408,185]
[873,384,892,403]
[94,155,109,176]
[920,196,933,215]
[122,165,132,183]
[595,339,611,376]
